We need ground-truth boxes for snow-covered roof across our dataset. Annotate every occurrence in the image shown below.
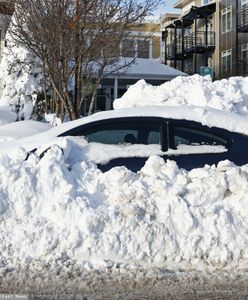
[108,58,186,80]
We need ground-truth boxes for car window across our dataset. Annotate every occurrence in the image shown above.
[82,122,161,145]
[172,126,228,148]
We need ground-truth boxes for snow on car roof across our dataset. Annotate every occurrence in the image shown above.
[1,105,248,154]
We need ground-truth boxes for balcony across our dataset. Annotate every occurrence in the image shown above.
[165,31,215,60]
[238,8,248,32]
[165,42,183,60]
[184,31,215,53]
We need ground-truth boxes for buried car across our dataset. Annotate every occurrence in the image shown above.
[2,105,248,171]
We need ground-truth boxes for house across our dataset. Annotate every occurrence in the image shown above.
[87,19,186,114]
[161,0,248,79]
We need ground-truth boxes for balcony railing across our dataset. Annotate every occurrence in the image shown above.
[184,31,215,52]
[165,43,183,59]
[165,31,215,59]
[238,8,248,31]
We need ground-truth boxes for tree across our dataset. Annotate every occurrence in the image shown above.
[8,0,162,120]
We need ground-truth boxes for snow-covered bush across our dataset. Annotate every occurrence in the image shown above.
[0,33,43,120]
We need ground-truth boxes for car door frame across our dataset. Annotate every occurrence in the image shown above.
[59,116,168,149]
[166,118,233,169]
[167,119,233,149]
[59,116,169,171]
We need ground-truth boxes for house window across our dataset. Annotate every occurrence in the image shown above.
[137,40,150,58]
[122,39,135,58]
[221,6,232,33]
[241,0,248,26]
[221,49,232,74]
[121,39,151,58]
[241,0,248,9]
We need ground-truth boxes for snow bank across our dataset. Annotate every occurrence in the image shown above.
[114,75,248,116]
[1,149,248,275]
[0,120,51,142]
[0,107,16,125]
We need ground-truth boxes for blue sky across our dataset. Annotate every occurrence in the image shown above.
[153,0,179,16]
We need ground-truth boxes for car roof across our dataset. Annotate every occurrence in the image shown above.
[1,105,248,153]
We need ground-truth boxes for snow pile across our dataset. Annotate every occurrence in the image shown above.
[0,107,16,125]
[33,136,226,166]
[0,34,43,120]
[1,149,248,274]
[114,75,248,116]
[0,120,51,142]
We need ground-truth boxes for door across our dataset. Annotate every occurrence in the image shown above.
[167,121,231,170]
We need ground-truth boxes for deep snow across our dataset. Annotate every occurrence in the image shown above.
[0,148,248,276]
[1,74,248,283]
[114,75,248,117]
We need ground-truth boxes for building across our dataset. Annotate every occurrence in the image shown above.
[89,20,186,114]
[161,0,248,79]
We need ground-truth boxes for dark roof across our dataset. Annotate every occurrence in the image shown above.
[165,2,216,29]
[0,2,14,15]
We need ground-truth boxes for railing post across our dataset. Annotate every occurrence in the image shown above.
[174,25,177,68]
[204,16,208,67]
[194,18,197,73]
[236,0,239,76]
[181,20,184,72]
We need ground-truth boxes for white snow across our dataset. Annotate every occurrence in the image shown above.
[34,137,227,166]
[0,107,16,125]
[0,33,43,120]
[0,149,248,275]
[1,74,248,280]
[0,120,51,142]
[0,104,247,157]
[114,75,248,116]
[109,58,186,80]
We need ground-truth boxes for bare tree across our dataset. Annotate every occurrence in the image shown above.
[8,0,162,120]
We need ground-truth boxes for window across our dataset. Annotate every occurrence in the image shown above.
[121,38,151,58]
[241,0,248,9]
[82,121,161,145]
[221,49,232,74]
[221,6,232,33]
[172,126,228,149]
[137,40,150,58]
[241,0,248,26]
[242,44,248,59]
[122,39,135,58]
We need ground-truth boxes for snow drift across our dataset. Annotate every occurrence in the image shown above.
[1,147,248,275]
[1,72,248,278]
[114,75,248,116]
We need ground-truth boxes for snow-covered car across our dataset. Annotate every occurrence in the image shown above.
[2,105,248,171]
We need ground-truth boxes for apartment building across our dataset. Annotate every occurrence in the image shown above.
[161,0,248,79]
